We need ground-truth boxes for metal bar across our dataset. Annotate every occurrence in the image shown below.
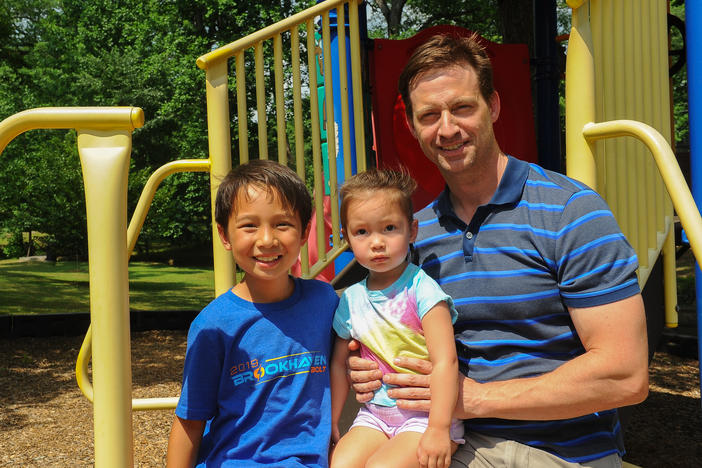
[127,159,211,256]
[78,129,134,468]
[684,0,702,406]
[0,107,143,154]
[255,42,269,160]
[291,25,310,275]
[205,61,236,296]
[348,0,367,173]
[583,120,702,267]
[274,33,287,164]
[235,53,249,164]
[196,0,348,70]
[565,1,596,189]
[307,18,326,270]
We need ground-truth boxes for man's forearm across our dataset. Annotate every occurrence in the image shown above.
[456,295,649,420]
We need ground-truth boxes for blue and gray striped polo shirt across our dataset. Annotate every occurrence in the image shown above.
[412,155,640,463]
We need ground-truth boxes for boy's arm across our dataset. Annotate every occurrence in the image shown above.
[417,301,458,468]
[330,335,351,443]
[166,416,206,468]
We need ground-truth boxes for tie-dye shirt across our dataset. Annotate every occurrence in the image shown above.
[333,263,457,407]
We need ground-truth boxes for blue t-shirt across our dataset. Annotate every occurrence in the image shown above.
[333,263,457,407]
[175,277,339,467]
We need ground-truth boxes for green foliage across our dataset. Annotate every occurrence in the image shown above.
[0,0,308,259]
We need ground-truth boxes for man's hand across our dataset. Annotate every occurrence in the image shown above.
[384,356,433,411]
[346,339,382,403]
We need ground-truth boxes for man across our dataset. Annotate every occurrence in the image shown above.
[348,34,649,467]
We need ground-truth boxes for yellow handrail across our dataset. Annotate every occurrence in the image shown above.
[582,119,701,327]
[75,158,211,410]
[199,0,366,287]
[0,107,143,153]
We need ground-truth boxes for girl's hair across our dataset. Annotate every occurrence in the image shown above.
[339,168,417,230]
[215,159,312,230]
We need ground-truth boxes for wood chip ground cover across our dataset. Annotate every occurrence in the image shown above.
[1,331,699,467]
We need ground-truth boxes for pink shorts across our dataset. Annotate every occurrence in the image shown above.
[350,403,465,444]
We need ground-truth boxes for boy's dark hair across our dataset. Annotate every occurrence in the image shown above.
[398,33,494,119]
[339,168,417,230]
[215,159,312,230]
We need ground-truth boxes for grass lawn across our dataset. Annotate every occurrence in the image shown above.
[0,258,216,315]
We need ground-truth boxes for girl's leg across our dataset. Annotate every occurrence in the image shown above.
[366,431,423,468]
[330,426,388,468]
[365,432,460,468]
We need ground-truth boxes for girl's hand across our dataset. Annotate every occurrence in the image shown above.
[417,426,452,468]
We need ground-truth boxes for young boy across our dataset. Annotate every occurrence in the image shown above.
[166,160,340,467]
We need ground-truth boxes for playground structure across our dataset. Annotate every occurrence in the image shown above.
[0,0,700,466]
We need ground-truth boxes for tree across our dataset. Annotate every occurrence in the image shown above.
[0,0,309,259]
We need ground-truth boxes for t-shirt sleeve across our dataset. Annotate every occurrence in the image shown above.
[332,290,352,340]
[555,189,640,308]
[175,317,224,421]
[414,269,458,324]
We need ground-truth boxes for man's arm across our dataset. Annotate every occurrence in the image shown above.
[384,294,649,420]
[166,416,206,468]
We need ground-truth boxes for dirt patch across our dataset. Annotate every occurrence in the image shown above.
[0,330,700,467]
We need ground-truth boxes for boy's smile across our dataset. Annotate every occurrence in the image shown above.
[217,184,309,302]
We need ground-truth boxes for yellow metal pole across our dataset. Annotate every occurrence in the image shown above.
[291,25,310,274]
[348,0,367,173]
[205,61,235,295]
[274,33,288,164]
[235,53,249,164]
[565,1,597,189]
[663,227,679,328]
[77,129,134,468]
[255,42,269,160]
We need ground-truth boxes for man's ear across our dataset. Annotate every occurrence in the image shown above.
[410,219,418,243]
[217,224,232,251]
[489,91,501,123]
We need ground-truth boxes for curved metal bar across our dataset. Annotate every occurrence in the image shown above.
[76,158,211,411]
[196,0,348,70]
[583,119,702,329]
[0,107,144,154]
[127,159,211,256]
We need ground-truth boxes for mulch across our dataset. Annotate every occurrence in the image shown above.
[0,330,700,467]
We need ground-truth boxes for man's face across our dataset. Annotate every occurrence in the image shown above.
[407,64,500,177]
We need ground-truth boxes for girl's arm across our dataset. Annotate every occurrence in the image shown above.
[330,335,352,443]
[417,301,458,468]
[166,416,206,468]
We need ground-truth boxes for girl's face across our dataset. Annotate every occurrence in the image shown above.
[343,190,418,290]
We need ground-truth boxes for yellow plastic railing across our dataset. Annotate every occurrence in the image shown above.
[566,0,681,327]
[197,0,367,287]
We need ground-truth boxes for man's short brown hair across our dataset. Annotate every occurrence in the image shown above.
[398,33,495,118]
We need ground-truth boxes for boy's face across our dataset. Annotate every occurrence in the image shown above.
[343,190,418,289]
[217,184,309,290]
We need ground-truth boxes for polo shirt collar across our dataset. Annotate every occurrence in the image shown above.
[434,155,530,219]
